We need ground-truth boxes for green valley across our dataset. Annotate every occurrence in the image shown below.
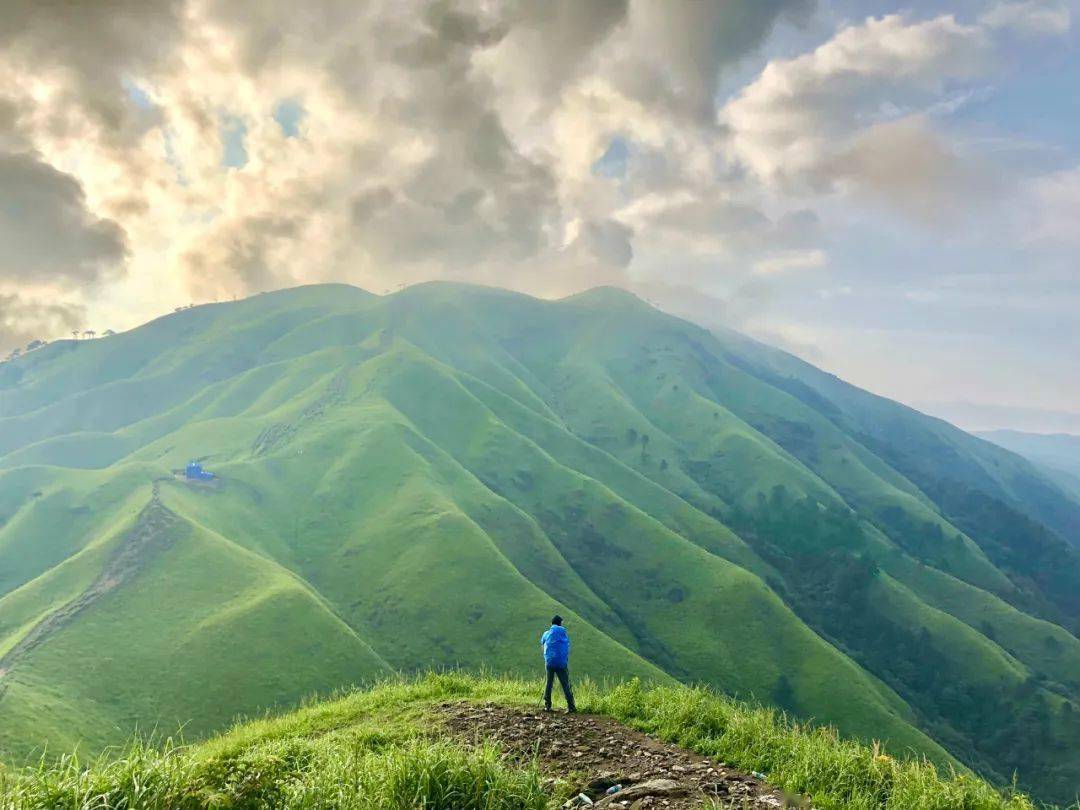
[1,283,1078,804]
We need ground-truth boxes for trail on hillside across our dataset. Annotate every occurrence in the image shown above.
[0,486,179,691]
[438,702,806,808]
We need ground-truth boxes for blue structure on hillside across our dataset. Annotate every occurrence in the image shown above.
[185,461,215,481]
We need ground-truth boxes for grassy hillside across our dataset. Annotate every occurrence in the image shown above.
[0,673,1053,809]
[0,282,1078,803]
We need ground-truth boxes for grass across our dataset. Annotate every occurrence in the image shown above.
[0,281,1078,802]
[592,678,1049,810]
[0,672,1061,810]
[2,737,547,810]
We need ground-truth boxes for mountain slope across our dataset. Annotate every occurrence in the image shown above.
[977,430,1080,500]
[0,283,1077,802]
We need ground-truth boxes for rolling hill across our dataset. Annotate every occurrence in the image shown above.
[1,282,1078,803]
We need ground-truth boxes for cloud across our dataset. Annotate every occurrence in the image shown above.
[604,0,813,122]
[754,249,827,276]
[151,0,815,302]
[0,0,182,144]
[181,213,300,299]
[979,1,1071,35]
[824,115,1003,225]
[0,0,1073,429]
[477,0,629,105]
[722,13,992,190]
[564,217,634,269]
[717,7,1076,227]
[0,0,818,312]
[0,293,84,354]
[0,151,127,283]
[615,191,827,279]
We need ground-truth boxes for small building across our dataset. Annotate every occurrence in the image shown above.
[185,461,216,481]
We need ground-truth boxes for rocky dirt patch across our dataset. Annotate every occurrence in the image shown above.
[436,702,808,808]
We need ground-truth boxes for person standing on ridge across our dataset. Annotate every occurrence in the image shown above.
[541,615,576,712]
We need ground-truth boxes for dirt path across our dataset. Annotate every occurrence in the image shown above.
[0,487,179,693]
[436,702,807,808]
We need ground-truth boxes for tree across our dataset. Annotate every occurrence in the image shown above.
[83,330,96,339]
[72,330,80,340]
[102,329,116,337]
[25,339,45,351]
[5,347,21,361]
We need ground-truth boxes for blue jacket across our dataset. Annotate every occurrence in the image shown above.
[541,624,570,668]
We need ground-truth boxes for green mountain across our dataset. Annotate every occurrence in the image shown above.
[1,282,1078,803]
[977,430,1080,501]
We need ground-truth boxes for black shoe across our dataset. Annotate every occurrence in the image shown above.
[567,708,577,714]
[543,706,553,712]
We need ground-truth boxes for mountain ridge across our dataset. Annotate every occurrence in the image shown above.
[0,282,1078,802]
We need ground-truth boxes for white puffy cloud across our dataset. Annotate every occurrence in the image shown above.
[722,13,992,188]
[0,0,1074,421]
[106,0,813,306]
[718,7,1073,225]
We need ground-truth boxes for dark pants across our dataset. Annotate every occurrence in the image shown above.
[544,665,576,711]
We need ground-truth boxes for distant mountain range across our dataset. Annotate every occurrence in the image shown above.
[977,430,1080,501]
[1,283,1078,803]
[913,401,1080,435]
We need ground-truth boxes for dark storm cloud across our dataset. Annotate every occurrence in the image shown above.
[0,151,128,282]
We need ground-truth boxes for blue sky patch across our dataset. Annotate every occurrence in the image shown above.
[592,136,630,179]
[122,77,154,111]
[220,114,249,169]
[273,100,305,138]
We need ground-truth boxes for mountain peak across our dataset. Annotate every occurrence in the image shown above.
[3,282,1079,804]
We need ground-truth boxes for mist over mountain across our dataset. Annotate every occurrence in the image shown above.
[977,430,1080,502]
[1,283,1078,803]
[916,403,1080,437]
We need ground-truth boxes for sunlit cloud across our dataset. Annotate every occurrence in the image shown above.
[0,0,1076,426]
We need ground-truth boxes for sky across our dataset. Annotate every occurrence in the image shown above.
[1,0,1077,432]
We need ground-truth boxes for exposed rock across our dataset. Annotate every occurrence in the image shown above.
[593,778,686,807]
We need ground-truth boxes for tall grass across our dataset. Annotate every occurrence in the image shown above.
[592,678,1048,810]
[1,672,1070,809]
[0,732,545,809]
